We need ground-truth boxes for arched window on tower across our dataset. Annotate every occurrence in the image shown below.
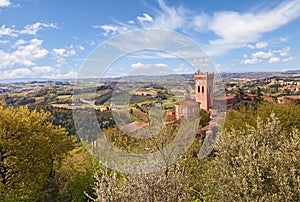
[202,86,204,93]
[198,86,200,93]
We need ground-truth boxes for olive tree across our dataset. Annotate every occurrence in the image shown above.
[210,113,300,201]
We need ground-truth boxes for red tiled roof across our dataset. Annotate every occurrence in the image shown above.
[213,93,237,101]
[165,114,176,123]
[261,96,274,102]
[284,95,300,100]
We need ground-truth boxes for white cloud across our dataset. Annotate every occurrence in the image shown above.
[152,0,187,30]
[52,47,76,66]
[52,48,66,56]
[0,38,48,68]
[100,25,118,36]
[247,44,255,49]
[32,66,53,73]
[92,25,101,29]
[127,62,170,76]
[0,25,17,37]
[0,0,10,7]
[193,14,209,32]
[101,0,300,57]
[19,22,58,35]
[155,63,167,67]
[131,62,167,69]
[51,70,78,79]
[282,56,295,62]
[14,39,26,47]
[252,51,273,59]
[241,58,260,65]
[269,57,280,63]
[273,46,290,57]
[1,68,32,78]
[279,37,289,42]
[173,64,191,73]
[0,67,79,79]
[0,40,9,44]
[280,47,290,57]
[131,62,146,69]
[137,13,153,24]
[106,0,206,33]
[52,48,76,57]
[255,41,268,49]
[78,45,85,50]
[0,22,58,37]
[119,0,207,33]
[190,58,211,67]
[207,0,300,55]
[241,45,295,65]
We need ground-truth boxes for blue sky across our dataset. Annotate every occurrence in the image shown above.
[0,0,300,79]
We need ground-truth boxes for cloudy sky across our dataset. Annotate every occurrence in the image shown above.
[0,0,300,79]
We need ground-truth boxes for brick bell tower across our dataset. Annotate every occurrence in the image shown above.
[194,70,214,111]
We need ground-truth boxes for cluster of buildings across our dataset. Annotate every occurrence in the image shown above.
[165,70,300,124]
[268,78,300,93]
[165,70,221,123]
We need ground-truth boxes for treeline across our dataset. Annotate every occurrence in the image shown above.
[0,102,299,201]
[85,102,300,201]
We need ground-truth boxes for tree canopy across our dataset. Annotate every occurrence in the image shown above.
[209,114,300,201]
[0,106,74,201]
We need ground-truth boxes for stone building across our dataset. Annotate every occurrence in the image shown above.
[194,70,214,110]
[166,70,215,122]
[174,90,199,120]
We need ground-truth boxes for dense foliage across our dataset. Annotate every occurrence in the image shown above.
[0,106,74,201]
[209,114,300,201]
[88,103,300,201]
[224,102,300,132]
[0,100,299,201]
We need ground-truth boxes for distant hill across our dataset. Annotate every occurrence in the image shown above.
[220,70,300,79]
[0,78,75,84]
[0,70,299,84]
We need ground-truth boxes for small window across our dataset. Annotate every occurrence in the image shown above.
[202,86,204,93]
[198,86,200,93]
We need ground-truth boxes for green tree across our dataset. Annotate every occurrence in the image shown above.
[232,87,246,109]
[0,106,74,201]
[224,102,300,132]
[209,114,300,201]
[59,146,97,202]
[253,87,263,107]
[87,166,190,202]
[199,109,211,128]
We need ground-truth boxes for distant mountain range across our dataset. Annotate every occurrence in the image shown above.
[1,70,299,84]
[220,70,300,79]
[0,78,75,84]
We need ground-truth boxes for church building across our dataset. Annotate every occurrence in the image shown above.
[174,89,199,120]
[172,70,214,121]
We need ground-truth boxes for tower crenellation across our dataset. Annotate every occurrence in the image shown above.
[194,70,214,79]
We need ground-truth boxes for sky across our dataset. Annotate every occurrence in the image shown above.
[0,0,300,79]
